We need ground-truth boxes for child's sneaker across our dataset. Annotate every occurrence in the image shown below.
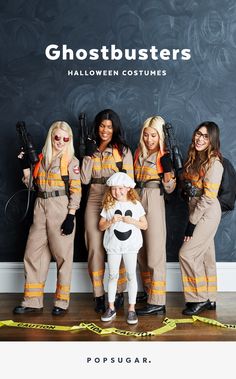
[101,308,116,322]
[127,311,138,325]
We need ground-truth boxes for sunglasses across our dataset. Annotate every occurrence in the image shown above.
[54,135,70,142]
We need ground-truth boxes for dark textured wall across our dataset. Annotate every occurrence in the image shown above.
[0,0,235,262]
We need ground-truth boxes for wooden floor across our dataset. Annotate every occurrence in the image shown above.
[0,292,236,341]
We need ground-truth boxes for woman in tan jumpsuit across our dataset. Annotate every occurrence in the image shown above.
[14,121,81,316]
[81,109,134,313]
[179,121,223,315]
[134,116,176,316]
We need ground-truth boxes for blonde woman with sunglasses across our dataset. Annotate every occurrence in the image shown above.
[14,121,81,316]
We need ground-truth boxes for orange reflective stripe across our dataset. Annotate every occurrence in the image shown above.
[156,151,164,174]
[151,280,166,287]
[91,269,105,277]
[57,284,70,292]
[35,179,65,187]
[183,276,207,283]
[119,267,126,275]
[24,291,43,297]
[93,280,103,287]
[184,286,208,293]
[70,188,81,194]
[204,189,217,198]
[60,154,68,177]
[184,285,217,293]
[208,286,217,292]
[149,289,165,295]
[25,283,45,289]
[117,277,127,285]
[207,276,217,282]
[55,293,70,301]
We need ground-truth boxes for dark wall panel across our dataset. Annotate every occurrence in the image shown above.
[0,0,235,262]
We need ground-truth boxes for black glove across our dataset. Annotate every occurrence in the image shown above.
[160,153,173,173]
[61,214,75,235]
[18,150,30,170]
[185,221,196,237]
[85,138,97,157]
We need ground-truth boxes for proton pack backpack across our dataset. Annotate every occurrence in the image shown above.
[218,157,236,212]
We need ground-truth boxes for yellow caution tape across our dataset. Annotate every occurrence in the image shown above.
[0,319,174,337]
[0,315,236,337]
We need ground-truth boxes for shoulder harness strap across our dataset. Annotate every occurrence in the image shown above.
[60,154,70,197]
[112,146,125,172]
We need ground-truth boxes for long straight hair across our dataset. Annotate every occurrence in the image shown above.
[184,121,222,177]
[42,121,75,167]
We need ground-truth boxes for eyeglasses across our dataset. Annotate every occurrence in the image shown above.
[195,131,209,141]
[54,135,70,142]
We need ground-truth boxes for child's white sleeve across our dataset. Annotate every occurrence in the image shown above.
[137,201,146,217]
[100,208,107,218]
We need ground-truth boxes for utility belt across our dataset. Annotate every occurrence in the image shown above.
[136,180,161,189]
[91,177,109,185]
[37,190,67,199]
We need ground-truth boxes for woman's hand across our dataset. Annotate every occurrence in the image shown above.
[184,221,196,242]
[61,214,75,235]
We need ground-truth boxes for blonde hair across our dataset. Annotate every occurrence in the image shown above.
[42,121,75,167]
[139,116,166,159]
[102,187,140,211]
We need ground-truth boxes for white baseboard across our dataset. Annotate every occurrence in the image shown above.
[0,262,235,293]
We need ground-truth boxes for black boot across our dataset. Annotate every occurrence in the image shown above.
[13,305,43,314]
[114,292,124,310]
[136,291,148,303]
[182,300,211,315]
[136,304,166,316]
[52,306,67,316]
[208,301,216,310]
[94,295,106,313]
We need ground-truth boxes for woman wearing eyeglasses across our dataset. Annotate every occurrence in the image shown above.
[179,121,223,316]
[13,121,81,316]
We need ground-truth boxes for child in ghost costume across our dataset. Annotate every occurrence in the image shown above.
[99,172,147,324]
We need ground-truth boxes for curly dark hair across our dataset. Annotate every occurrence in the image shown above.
[92,109,129,155]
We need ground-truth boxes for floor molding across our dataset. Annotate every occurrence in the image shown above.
[0,261,236,293]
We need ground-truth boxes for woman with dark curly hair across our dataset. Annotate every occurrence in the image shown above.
[179,121,223,316]
[81,109,134,313]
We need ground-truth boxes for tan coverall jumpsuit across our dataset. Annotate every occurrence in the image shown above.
[179,158,223,303]
[134,152,176,305]
[81,146,134,297]
[21,155,81,310]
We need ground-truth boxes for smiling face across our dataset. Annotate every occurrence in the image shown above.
[143,126,160,153]
[111,186,130,202]
[194,126,210,152]
[98,119,113,144]
[52,128,70,155]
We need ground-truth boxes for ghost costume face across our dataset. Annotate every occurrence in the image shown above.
[114,209,132,241]
[100,201,145,254]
